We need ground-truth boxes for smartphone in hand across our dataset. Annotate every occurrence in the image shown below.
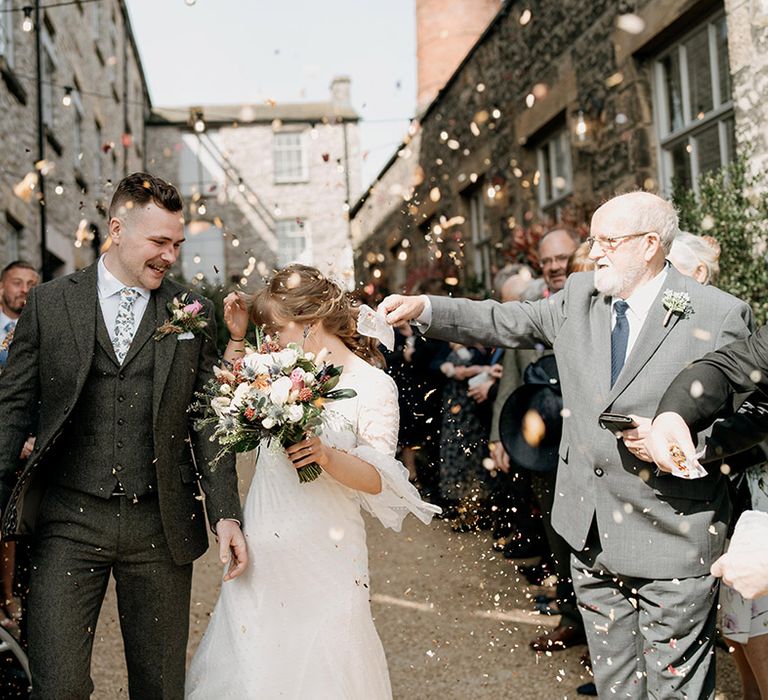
[598,412,638,433]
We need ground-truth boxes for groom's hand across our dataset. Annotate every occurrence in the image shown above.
[216,519,248,581]
[379,294,427,326]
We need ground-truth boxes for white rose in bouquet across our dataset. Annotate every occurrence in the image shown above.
[230,382,252,410]
[275,347,299,369]
[211,396,232,418]
[270,375,293,405]
[243,352,270,375]
[262,416,276,429]
[302,371,316,385]
[286,404,304,423]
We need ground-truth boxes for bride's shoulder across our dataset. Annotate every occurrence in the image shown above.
[348,356,398,400]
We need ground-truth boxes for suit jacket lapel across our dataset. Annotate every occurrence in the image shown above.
[605,266,687,406]
[95,307,119,365]
[152,280,178,423]
[63,263,99,387]
[589,291,613,400]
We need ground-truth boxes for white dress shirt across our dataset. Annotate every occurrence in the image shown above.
[97,255,151,343]
[610,264,669,366]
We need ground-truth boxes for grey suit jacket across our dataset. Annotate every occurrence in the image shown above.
[0,262,242,565]
[428,267,752,578]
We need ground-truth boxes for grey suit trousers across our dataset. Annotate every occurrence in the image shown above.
[572,540,718,700]
[28,485,193,700]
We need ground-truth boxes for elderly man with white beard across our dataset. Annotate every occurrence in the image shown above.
[380,191,752,699]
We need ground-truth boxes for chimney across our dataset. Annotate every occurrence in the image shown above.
[330,76,352,107]
[416,0,501,112]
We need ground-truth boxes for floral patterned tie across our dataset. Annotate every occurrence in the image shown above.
[113,287,140,364]
[0,320,16,368]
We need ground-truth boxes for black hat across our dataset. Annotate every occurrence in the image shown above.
[499,356,563,472]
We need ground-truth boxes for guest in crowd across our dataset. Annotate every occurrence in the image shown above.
[488,271,547,558]
[381,192,752,698]
[438,339,499,530]
[0,260,39,634]
[668,230,721,284]
[525,227,585,653]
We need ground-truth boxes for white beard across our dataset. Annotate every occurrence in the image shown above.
[594,263,645,297]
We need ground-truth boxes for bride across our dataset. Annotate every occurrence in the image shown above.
[185,265,440,699]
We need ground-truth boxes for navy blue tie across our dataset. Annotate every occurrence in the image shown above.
[610,300,630,387]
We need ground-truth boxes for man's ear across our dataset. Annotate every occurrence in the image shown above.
[108,217,123,243]
[645,233,662,261]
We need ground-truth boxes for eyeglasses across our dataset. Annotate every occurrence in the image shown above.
[585,231,655,251]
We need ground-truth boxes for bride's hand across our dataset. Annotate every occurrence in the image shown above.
[223,292,249,339]
[286,436,331,470]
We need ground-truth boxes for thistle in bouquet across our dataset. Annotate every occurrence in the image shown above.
[196,327,357,483]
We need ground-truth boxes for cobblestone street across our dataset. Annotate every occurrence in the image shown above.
[90,457,742,699]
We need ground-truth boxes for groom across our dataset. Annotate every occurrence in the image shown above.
[0,172,246,699]
[382,192,751,698]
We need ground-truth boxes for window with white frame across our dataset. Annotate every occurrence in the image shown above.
[464,186,492,290]
[536,127,573,212]
[41,29,57,129]
[273,132,308,183]
[653,12,734,195]
[276,219,308,266]
[0,0,14,67]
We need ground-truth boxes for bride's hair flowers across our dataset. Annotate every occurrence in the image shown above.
[193,329,356,483]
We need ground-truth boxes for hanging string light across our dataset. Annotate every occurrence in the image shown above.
[62,86,73,107]
[21,6,33,32]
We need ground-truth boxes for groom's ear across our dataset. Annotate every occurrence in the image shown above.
[109,216,123,243]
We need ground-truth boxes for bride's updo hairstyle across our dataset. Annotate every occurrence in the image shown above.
[251,264,385,367]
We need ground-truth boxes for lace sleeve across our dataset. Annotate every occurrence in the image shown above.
[351,370,441,530]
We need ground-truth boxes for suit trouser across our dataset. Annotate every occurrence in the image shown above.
[571,542,718,700]
[530,470,583,631]
[28,485,193,700]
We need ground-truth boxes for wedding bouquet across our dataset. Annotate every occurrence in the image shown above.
[193,332,356,482]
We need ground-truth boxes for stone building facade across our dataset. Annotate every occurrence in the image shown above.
[146,78,362,289]
[351,0,768,296]
[0,0,150,276]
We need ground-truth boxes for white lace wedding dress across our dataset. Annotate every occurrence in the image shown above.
[186,355,440,699]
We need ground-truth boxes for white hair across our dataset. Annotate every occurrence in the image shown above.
[598,191,679,254]
[668,231,721,284]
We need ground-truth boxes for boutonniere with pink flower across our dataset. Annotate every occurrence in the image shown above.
[154,293,209,340]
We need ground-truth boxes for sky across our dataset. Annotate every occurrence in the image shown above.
[127,0,417,191]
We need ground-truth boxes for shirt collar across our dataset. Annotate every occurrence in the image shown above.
[97,255,151,301]
[612,263,669,318]
[0,309,14,330]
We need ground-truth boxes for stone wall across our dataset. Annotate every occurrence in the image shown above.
[0,0,149,275]
[352,0,758,293]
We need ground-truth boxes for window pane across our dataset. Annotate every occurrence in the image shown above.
[696,123,722,175]
[715,16,731,105]
[669,140,692,190]
[540,147,552,202]
[276,219,306,266]
[552,133,569,197]
[723,116,736,162]
[686,29,713,118]
[661,51,684,133]
[274,133,306,181]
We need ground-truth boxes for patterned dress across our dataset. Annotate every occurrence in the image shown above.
[720,464,768,643]
[438,346,493,504]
